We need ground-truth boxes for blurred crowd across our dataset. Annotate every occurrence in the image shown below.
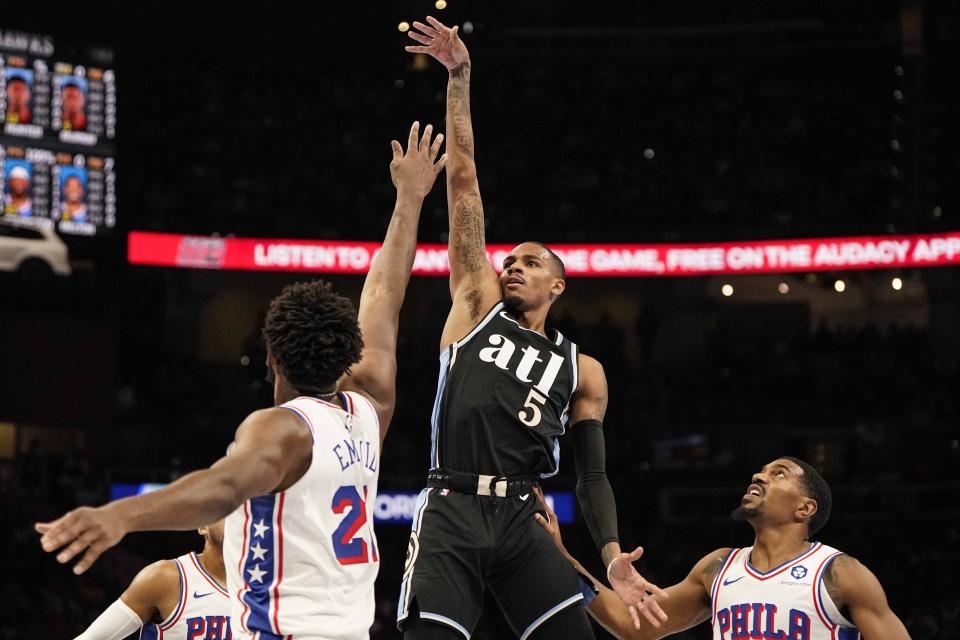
[123,30,958,246]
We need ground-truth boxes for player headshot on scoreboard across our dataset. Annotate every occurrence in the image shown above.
[59,166,88,222]
[3,160,33,218]
[4,68,34,125]
[59,76,88,132]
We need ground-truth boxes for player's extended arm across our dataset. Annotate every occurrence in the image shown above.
[37,408,311,575]
[571,353,670,621]
[827,555,911,640]
[73,560,180,640]
[339,122,446,442]
[584,559,716,640]
[405,17,501,347]
[534,487,717,637]
[569,354,620,563]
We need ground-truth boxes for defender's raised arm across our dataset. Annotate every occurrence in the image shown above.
[339,121,446,441]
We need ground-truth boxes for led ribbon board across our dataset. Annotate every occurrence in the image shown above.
[129,230,960,276]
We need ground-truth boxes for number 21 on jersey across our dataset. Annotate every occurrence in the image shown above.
[331,485,378,565]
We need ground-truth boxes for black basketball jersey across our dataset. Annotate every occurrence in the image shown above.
[429,301,579,478]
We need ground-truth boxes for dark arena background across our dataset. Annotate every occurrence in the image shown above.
[2,1,959,637]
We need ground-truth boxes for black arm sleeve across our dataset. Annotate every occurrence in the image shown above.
[571,418,619,551]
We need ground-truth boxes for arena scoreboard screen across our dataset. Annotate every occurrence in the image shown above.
[0,29,115,236]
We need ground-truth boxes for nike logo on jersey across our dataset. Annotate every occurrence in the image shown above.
[519,493,529,501]
[193,591,214,598]
[723,576,744,586]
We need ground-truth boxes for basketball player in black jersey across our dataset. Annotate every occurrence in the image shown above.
[398,17,667,640]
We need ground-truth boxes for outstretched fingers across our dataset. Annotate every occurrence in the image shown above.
[412,21,440,37]
[406,30,433,46]
[428,131,444,161]
[534,486,557,523]
[628,605,642,630]
[425,15,450,32]
[73,540,109,575]
[433,153,448,176]
[419,124,434,154]
[645,578,669,600]
[55,529,97,565]
[38,513,80,552]
[647,597,669,622]
[636,594,669,628]
[638,599,663,628]
[406,121,420,154]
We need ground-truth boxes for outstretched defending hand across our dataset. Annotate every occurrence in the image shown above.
[405,16,470,70]
[390,121,447,200]
[36,504,127,575]
[608,547,671,629]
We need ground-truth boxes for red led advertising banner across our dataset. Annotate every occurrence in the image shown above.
[128,230,960,277]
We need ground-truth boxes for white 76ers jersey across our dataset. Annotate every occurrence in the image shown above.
[140,552,232,640]
[710,542,860,640]
[224,392,381,640]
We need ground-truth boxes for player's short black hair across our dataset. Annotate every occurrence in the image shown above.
[6,76,27,86]
[528,241,566,280]
[782,456,832,538]
[262,280,363,393]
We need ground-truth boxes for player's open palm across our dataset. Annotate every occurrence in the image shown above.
[35,504,126,575]
[390,121,447,200]
[405,16,470,70]
[608,547,671,629]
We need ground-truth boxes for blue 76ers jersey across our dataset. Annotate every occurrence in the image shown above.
[710,542,860,640]
[140,552,231,640]
[223,392,381,640]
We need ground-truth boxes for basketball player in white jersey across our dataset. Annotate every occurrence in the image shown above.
[36,121,448,640]
[534,457,911,640]
[75,521,230,640]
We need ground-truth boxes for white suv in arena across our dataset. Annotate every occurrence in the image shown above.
[0,218,71,278]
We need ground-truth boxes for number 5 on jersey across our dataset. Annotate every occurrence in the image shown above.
[519,388,547,427]
[331,485,378,565]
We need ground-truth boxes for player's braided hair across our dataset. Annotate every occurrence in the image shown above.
[782,456,832,538]
[262,280,363,393]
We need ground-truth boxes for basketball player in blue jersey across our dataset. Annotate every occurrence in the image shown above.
[75,521,231,640]
[534,457,911,640]
[36,121,447,639]
[398,16,665,640]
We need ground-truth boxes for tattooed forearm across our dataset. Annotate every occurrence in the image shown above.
[445,62,488,289]
[451,193,486,272]
[447,65,474,158]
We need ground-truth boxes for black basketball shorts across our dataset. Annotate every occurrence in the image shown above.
[397,488,593,639]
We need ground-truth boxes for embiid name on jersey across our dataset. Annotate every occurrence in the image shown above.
[223,391,381,640]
